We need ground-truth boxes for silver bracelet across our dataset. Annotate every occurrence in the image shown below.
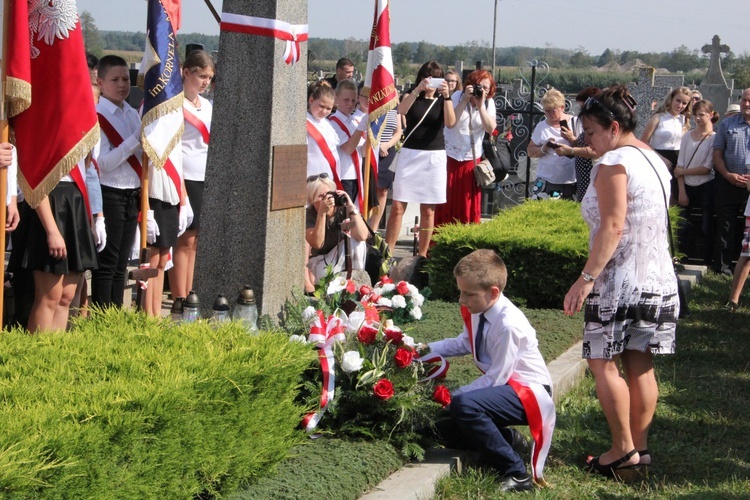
[581,271,596,282]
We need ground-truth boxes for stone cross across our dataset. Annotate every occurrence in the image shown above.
[194,0,308,320]
[702,35,729,86]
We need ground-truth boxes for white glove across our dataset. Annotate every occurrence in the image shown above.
[146,209,160,244]
[94,216,107,252]
[178,199,194,237]
[356,116,368,132]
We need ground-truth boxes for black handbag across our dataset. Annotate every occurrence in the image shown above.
[482,135,511,182]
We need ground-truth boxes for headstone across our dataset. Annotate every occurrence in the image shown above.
[194,0,308,321]
[698,35,733,117]
[628,68,681,137]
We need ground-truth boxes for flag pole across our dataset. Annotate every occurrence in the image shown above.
[363,140,371,218]
[0,0,13,325]
[128,151,156,312]
[201,0,221,24]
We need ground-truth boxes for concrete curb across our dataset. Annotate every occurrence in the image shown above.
[359,265,707,499]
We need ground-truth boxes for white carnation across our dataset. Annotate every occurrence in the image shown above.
[326,277,347,296]
[289,335,307,344]
[391,295,407,309]
[412,293,424,307]
[341,351,364,373]
[377,297,393,307]
[406,283,419,296]
[380,283,396,293]
[402,334,415,347]
[302,306,317,322]
[409,306,423,320]
[346,311,365,333]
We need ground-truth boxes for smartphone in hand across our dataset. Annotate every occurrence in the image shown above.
[559,119,569,130]
[546,140,561,149]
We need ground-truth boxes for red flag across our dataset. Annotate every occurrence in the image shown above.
[7,1,99,208]
[364,0,397,147]
[162,0,182,33]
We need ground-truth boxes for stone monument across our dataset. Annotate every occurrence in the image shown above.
[194,0,308,320]
[698,35,732,117]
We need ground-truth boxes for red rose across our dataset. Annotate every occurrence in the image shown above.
[396,281,410,295]
[379,275,393,285]
[394,346,414,368]
[369,293,382,304]
[384,328,403,345]
[357,323,378,344]
[359,285,372,297]
[491,128,500,137]
[433,385,451,407]
[373,379,395,400]
[346,279,356,294]
[362,304,380,322]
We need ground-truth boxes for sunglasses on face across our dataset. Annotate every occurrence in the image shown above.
[307,172,330,183]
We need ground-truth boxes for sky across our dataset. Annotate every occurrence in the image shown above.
[75,0,750,58]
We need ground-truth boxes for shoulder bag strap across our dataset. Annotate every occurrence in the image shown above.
[681,133,710,169]
[401,95,439,148]
[625,145,676,257]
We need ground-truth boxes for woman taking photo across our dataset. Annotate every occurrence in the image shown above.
[168,49,214,308]
[556,87,601,201]
[385,60,456,257]
[306,174,368,282]
[436,69,496,225]
[674,99,717,266]
[564,86,678,480]
[526,89,576,199]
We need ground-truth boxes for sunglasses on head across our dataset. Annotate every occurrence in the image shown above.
[307,172,330,183]
[584,94,637,120]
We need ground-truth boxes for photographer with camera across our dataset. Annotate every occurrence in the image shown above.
[437,69,497,226]
[306,173,368,282]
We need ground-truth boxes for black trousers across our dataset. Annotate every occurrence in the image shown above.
[91,186,140,307]
[713,175,749,272]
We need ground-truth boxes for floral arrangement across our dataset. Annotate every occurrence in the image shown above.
[285,270,448,459]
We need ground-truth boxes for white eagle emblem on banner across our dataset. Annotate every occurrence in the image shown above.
[28,0,79,58]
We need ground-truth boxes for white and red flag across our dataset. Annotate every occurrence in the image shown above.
[6,0,99,208]
[363,0,398,162]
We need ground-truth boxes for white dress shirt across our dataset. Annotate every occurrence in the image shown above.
[96,97,142,189]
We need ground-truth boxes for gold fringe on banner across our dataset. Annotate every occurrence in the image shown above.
[140,92,184,170]
[19,123,100,209]
[362,84,397,149]
[5,76,32,117]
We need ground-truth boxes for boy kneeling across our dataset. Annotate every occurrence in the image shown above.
[429,250,555,492]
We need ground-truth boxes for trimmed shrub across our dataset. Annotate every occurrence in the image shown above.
[427,200,589,308]
[0,309,316,498]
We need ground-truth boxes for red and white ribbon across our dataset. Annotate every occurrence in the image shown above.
[220,12,308,65]
[301,310,346,432]
[416,352,450,382]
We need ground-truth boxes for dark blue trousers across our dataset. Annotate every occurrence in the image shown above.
[450,384,528,477]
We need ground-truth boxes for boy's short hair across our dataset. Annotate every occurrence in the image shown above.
[97,55,128,80]
[453,249,507,293]
[335,79,357,95]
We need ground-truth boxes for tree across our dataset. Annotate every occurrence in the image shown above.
[597,48,617,68]
[80,11,104,57]
[392,42,413,65]
[569,51,594,68]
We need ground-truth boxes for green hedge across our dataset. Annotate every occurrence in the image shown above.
[428,200,589,308]
[0,309,316,498]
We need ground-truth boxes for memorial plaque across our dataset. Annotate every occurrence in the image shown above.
[271,144,307,210]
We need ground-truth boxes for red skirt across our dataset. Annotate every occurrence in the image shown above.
[435,156,481,226]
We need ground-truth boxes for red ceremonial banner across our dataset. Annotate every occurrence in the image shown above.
[7,2,99,208]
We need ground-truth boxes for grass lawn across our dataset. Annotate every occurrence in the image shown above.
[435,272,750,499]
[237,296,583,499]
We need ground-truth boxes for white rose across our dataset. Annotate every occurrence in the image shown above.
[377,297,393,307]
[302,306,317,322]
[391,295,407,309]
[327,277,347,296]
[341,351,364,373]
[402,334,415,347]
[346,311,365,333]
[409,306,422,320]
[380,283,396,293]
[289,335,307,343]
[412,293,424,307]
[406,283,419,296]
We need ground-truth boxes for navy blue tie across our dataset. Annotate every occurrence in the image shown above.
[476,313,487,363]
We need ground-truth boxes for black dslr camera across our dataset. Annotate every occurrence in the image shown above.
[327,191,348,206]
[472,86,484,97]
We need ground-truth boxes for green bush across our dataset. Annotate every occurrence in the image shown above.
[428,200,589,308]
[0,309,316,498]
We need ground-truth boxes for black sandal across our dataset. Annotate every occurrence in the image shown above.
[638,449,651,466]
[585,449,643,482]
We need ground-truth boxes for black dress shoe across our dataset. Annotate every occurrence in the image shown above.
[499,473,534,492]
[509,428,530,458]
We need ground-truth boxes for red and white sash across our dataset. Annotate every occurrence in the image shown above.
[306,118,344,191]
[328,115,364,211]
[97,113,142,178]
[460,305,556,486]
[69,161,92,224]
[183,107,210,145]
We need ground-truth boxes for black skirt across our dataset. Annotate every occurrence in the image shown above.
[149,197,179,248]
[184,180,204,231]
[10,182,98,274]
